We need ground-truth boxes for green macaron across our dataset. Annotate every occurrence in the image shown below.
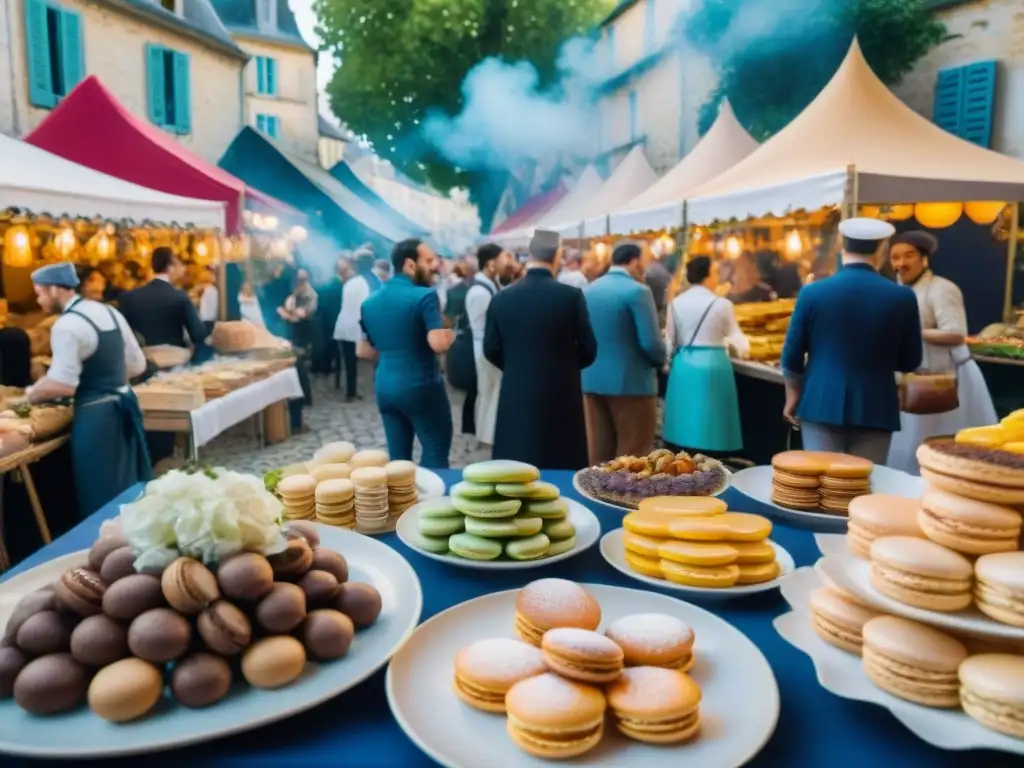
[546,536,576,556]
[452,494,521,519]
[463,517,519,538]
[411,531,451,554]
[448,532,503,560]
[449,481,495,499]
[511,516,544,536]
[418,514,466,537]
[525,499,568,519]
[505,533,551,561]
[542,519,576,540]
[496,481,561,501]
[418,497,462,519]
[462,460,540,485]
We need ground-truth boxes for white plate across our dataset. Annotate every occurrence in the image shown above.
[599,528,795,598]
[386,584,779,768]
[817,551,1024,642]
[0,525,423,759]
[395,497,601,570]
[415,467,445,499]
[729,465,925,532]
[813,533,848,558]
[774,569,1024,754]
[572,467,731,513]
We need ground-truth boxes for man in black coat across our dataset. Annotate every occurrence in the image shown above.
[483,230,598,470]
[119,247,207,350]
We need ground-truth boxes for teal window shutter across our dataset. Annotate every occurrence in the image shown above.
[256,56,265,92]
[172,51,191,133]
[933,67,963,136]
[58,8,84,96]
[266,58,277,95]
[644,0,655,51]
[146,43,166,125]
[256,114,266,133]
[960,60,997,148]
[270,116,280,137]
[24,0,55,108]
[628,90,638,142]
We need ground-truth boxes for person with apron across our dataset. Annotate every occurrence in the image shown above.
[26,263,152,517]
[466,244,509,446]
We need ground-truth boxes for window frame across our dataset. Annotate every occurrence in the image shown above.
[24,0,84,109]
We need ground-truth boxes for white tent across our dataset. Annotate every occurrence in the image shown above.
[0,135,226,229]
[687,40,1024,224]
[496,165,604,247]
[547,146,658,237]
[608,101,758,234]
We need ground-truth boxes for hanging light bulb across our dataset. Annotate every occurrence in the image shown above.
[195,241,209,258]
[594,242,609,258]
[54,226,77,257]
[289,225,308,242]
[914,202,963,229]
[94,231,113,259]
[964,201,1006,226]
[725,236,741,258]
[886,204,915,221]
[3,225,33,267]
[785,230,802,256]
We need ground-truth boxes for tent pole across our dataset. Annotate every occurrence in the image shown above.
[1004,203,1020,323]
[841,164,858,219]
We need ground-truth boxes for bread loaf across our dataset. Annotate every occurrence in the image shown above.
[211,321,258,352]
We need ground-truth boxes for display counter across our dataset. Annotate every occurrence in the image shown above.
[973,355,1024,418]
[731,359,800,465]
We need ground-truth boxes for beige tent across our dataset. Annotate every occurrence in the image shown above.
[687,39,1024,224]
[609,101,758,234]
[496,165,604,247]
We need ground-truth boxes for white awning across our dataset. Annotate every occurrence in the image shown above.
[495,166,605,247]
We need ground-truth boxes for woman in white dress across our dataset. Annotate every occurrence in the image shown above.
[886,231,997,474]
[466,244,511,446]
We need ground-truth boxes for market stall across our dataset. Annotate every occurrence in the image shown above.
[489,181,570,239]
[494,165,605,249]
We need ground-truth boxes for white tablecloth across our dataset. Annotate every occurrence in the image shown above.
[190,368,303,449]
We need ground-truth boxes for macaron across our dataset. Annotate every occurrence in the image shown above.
[658,540,738,567]
[623,530,663,559]
[410,531,450,554]
[625,551,665,579]
[102,573,166,621]
[418,514,466,537]
[605,613,695,671]
[302,609,355,660]
[448,481,495,499]
[463,516,520,538]
[958,654,1024,738]
[171,652,233,708]
[462,459,540,484]
[917,489,1022,555]
[448,532,502,561]
[496,481,560,501]
[737,561,781,584]
[54,567,107,617]
[861,615,967,708]
[514,579,601,646]
[197,600,252,656]
[667,512,772,542]
[349,449,389,469]
[729,540,777,564]
[523,499,567,519]
[451,495,521,519]
[310,463,352,483]
[505,533,551,561]
[505,673,605,759]
[847,494,924,558]
[869,536,973,612]
[216,553,276,602]
[255,583,307,633]
[623,510,677,538]
[541,627,624,683]
[452,637,548,713]
[606,666,702,744]
[87,657,163,722]
[241,636,307,689]
[546,536,576,556]
[637,496,726,517]
[313,441,356,464]
[161,557,220,615]
[974,551,1024,627]
[333,581,383,628]
[808,586,881,655]
[660,559,739,588]
[417,496,462,518]
[541,518,575,540]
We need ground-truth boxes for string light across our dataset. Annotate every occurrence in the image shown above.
[785,230,802,255]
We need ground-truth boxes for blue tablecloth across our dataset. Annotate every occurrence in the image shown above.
[1,472,1017,767]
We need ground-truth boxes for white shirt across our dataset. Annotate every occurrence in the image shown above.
[558,269,588,289]
[198,285,219,322]
[47,297,148,389]
[465,274,499,343]
[334,275,371,342]
[666,285,749,356]
[239,294,266,329]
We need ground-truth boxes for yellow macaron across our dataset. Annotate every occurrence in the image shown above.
[625,551,665,579]
[660,559,739,588]
[737,561,781,584]
[668,512,772,543]
[623,531,663,559]
[729,540,777,564]
[658,540,738,567]
[623,511,678,538]
[637,496,727,517]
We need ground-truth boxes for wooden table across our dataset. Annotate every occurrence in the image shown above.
[0,434,69,571]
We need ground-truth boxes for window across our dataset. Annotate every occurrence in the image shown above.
[255,56,277,96]
[159,0,176,12]
[256,0,276,30]
[644,0,656,51]
[24,0,83,108]
[933,60,997,148]
[146,44,191,134]
[256,114,280,138]
[628,90,638,143]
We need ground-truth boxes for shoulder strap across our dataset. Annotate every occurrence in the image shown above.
[685,298,719,350]
[65,305,102,334]
[475,278,496,297]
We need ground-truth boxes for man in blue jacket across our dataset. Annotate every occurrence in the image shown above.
[582,241,666,465]
[781,218,923,463]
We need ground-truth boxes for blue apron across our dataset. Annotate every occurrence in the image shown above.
[66,302,152,516]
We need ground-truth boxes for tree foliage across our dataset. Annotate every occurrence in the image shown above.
[685,0,947,140]
[315,0,614,191]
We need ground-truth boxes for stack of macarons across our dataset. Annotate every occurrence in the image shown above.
[808,585,882,655]
[868,536,974,612]
[846,494,924,558]
[974,551,1024,627]
[384,460,419,521]
[917,436,1024,505]
[350,467,390,532]
[916,488,1022,556]
[276,475,317,521]
[411,461,576,562]
[315,479,355,528]
[452,579,704,759]
[770,450,874,514]
[621,497,779,588]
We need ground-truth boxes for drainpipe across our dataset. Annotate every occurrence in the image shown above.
[2,0,21,134]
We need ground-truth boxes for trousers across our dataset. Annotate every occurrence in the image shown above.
[461,378,477,436]
[583,394,658,466]
[338,341,358,397]
[800,421,893,465]
[377,381,453,468]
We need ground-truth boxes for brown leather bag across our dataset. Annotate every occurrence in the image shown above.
[899,370,959,415]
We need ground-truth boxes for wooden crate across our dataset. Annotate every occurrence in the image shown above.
[136,385,205,412]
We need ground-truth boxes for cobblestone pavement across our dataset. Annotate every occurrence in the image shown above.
[202,361,491,475]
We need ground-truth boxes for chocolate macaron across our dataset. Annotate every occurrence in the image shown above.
[70,614,130,667]
[197,600,252,656]
[255,583,307,633]
[268,538,314,581]
[4,589,58,641]
[54,568,107,617]
[102,573,166,620]
[333,582,382,629]
[99,546,138,583]
[128,608,192,663]
[16,610,72,656]
[301,610,354,660]
[13,653,90,714]
[172,653,233,708]
[162,558,220,615]
[217,553,275,602]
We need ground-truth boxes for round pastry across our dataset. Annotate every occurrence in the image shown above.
[541,627,624,683]
[451,495,521,519]
[667,512,773,543]
[540,518,574,540]
[418,497,462,519]
[241,636,307,689]
[255,583,307,633]
[448,532,502,561]
[310,548,348,584]
[197,600,252,656]
[349,449,389,469]
[127,608,192,663]
[605,613,695,671]
[161,557,220,615]
[605,666,702,744]
[637,495,727,517]
[99,546,138,583]
[505,533,551,561]
[730,540,778,564]
[172,653,233,708]
[623,530,662,559]
[504,673,605,759]
[658,540,739,567]
[284,520,322,549]
[453,637,548,713]
[847,494,923,558]
[268,538,314,580]
[102,573,166,620]
[0,645,30,698]
[917,439,1024,503]
[973,551,1024,627]
[3,589,58,641]
[737,561,781,584]
[771,450,829,476]
[546,536,577,556]
[523,498,568,520]
[87,534,128,572]
[660,559,740,588]
[577,452,728,506]
[54,567,107,617]
[495,481,560,501]
[276,473,318,500]
[808,586,881,655]
[410,531,449,554]
[463,460,540,484]
[958,653,1024,738]
[70,614,130,667]
[625,551,665,579]
[420,514,466,538]
[333,582,382,628]
[861,615,966,707]
[297,569,341,605]
[313,440,356,464]
[88,657,163,722]
[514,579,601,646]
[917,489,1021,555]
[448,481,495,499]
[310,463,352,483]
[16,610,72,656]
[217,552,275,602]
[623,510,678,538]
[868,536,973,612]
[302,609,355,660]
[819,452,874,478]
[13,653,90,714]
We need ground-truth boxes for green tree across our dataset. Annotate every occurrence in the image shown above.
[685,0,947,140]
[315,0,614,193]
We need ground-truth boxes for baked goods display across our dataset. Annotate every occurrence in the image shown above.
[958,654,1024,737]
[808,586,882,655]
[868,536,974,613]
[410,461,577,562]
[576,449,729,508]
[1,470,382,722]
[134,356,295,412]
[619,497,780,588]
[918,433,1024,505]
[846,494,924,558]
[771,450,874,514]
[734,299,794,362]
[453,578,704,758]
[975,552,1024,627]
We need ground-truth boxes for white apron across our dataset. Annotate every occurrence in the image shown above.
[474,340,501,445]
